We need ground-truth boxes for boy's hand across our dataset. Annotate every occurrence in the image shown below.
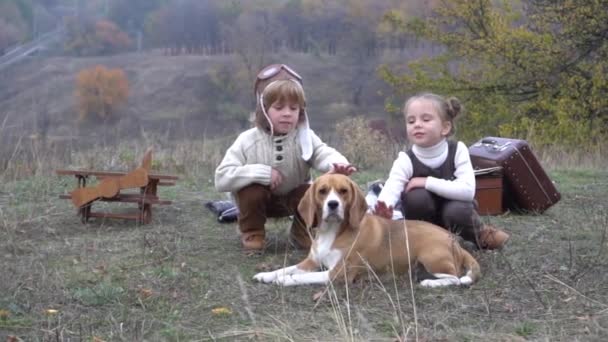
[405,177,427,192]
[270,168,284,190]
[329,163,357,176]
[374,201,393,220]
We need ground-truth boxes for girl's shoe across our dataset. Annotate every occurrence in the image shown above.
[479,225,510,250]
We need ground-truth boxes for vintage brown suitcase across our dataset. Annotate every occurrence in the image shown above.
[469,137,561,213]
[474,167,504,215]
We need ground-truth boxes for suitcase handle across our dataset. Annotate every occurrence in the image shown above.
[477,138,511,152]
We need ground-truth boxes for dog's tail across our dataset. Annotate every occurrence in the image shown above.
[459,249,481,285]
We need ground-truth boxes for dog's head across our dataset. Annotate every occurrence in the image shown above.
[298,174,368,230]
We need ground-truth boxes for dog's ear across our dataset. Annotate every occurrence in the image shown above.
[348,178,368,229]
[297,183,317,229]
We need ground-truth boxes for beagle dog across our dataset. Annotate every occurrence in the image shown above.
[253,174,481,288]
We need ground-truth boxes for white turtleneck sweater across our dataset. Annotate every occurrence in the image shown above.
[377,139,476,208]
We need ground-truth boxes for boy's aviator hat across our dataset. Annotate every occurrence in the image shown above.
[254,64,313,161]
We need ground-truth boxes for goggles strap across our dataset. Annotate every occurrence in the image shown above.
[259,91,274,136]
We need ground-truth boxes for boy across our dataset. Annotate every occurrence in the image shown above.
[215,64,356,251]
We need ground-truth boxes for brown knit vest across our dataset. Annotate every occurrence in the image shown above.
[406,140,457,180]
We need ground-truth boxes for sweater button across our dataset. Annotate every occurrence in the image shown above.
[276,146,283,151]
[276,156,283,161]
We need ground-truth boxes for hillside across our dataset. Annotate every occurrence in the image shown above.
[0,50,405,142]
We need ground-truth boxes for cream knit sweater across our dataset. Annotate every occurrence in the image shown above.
[215,127,348,195]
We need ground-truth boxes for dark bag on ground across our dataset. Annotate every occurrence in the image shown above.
[205,200,239,223]
[469,137,561,214]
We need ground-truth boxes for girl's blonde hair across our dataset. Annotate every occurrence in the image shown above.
[403,92,463,136]
[254,79,307,131]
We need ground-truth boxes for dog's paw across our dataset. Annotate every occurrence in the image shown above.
[420,279,438,288]
[253,271,277,283]
[420,276,461,288]
[273,274,297,286]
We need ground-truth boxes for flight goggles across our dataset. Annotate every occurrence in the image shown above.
[254,64,302,95]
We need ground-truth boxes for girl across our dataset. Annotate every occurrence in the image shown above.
[374,93,508,249]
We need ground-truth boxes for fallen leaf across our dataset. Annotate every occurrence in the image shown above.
[138,288,153,299]
[212,307,232,316]
[0,309,10,319]
[45,309,59,315]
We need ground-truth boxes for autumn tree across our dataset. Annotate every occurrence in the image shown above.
[75,65,129,122]
[64,17,131,56]
[95,20,131,52]
[379,0,608,147]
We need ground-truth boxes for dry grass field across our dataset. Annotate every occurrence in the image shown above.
[0,140,607,341]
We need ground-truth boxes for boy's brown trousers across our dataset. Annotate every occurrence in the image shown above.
[235,183,310,235]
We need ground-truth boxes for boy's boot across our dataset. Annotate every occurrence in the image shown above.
[241,230,265,251]
[478,224,510,250]
[288,217,312,250]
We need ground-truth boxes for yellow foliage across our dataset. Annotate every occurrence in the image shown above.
[95,20,131,51]
[335,117,396,171]
[75,65,129,122]
[380,0,608,148]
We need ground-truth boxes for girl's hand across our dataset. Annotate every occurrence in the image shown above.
[270,168,284,190]
[374,201,393,220]
[405,177,427,192]
[329,163,357,176]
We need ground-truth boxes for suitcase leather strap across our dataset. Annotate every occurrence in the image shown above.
[511,147,552,202]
